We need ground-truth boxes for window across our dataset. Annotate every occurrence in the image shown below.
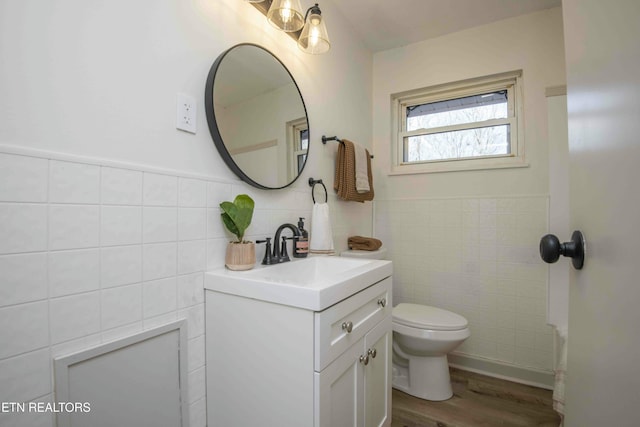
[287,118,308,180]
[391,71,525,174]
[295,127,309,173]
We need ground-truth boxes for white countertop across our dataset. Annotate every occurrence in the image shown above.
[205,255,393,311]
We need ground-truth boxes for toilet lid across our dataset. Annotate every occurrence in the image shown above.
[393,303,468,331]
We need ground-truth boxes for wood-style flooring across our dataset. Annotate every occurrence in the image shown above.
[392,368,561,427]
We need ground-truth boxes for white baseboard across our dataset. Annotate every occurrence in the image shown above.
[449,352,555,390]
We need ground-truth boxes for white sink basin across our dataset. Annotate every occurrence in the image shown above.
[205,256,392,311]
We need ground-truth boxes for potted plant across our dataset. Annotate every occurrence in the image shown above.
[220,194,256,270]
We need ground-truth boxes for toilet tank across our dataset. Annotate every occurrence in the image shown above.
[340,248,387,260]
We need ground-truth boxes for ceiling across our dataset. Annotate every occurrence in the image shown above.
[326,0,562,53]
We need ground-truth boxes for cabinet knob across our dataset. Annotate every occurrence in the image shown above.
[359,354,369,365]
[341,321,353,333]
[377,298,387,308]
[367,348,377,359]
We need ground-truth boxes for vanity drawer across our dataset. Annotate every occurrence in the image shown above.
[314,277,391,372]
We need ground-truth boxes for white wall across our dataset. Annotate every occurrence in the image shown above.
[217,82,303,186]
[0,0,373,185]
[373,8,566,382]
[0,1,373,426]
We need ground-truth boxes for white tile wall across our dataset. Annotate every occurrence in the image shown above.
[0,204,48,254]
[49,292,101,344]
[100,206,142,246]
[0,150,315,423]
[49,161,100,204]
[0,393,55,427]
[0,154,48,202]
[0,301,49,359]
[0,253,48,307]
[142,277,177,318]
[48,249,100,297]
[143,242,177,281]
[143,173,178,206]
[101,167,143,205]
[48,205,100,250]
[143,207,178,243]
[375,195,554,373]
[179,178,207,208]
[0,348,51,404]
[189,397,207,427]
[177,240,206,275]
[100,245,142,288]
[101,283,143,329]
[178,208,207,241]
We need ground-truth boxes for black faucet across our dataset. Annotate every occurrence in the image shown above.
[273,223,301,263]
[255,237,276,265]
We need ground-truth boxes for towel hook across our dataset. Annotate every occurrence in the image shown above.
[308,178,328,203]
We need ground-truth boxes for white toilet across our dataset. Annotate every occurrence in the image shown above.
[341,248,470,401]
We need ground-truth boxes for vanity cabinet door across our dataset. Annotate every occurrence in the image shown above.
[364,316,392,427]
[315,278,391,372]
[315,337,366,427]
[315,316,393,427]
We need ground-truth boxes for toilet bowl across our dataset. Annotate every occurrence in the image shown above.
[341,248,470,401]
[392,303,470,401]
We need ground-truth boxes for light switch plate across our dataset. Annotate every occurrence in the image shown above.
[176,93,196,134]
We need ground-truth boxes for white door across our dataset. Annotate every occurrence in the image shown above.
[562,1,640,425]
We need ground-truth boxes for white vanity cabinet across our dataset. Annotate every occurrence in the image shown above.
[205,276,392,427]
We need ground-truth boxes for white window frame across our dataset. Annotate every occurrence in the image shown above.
[390,70,527,174]
[287,117,308,181]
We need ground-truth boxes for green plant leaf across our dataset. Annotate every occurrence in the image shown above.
[220,212,239,237]
[234,194,255,211]
[219,194,254,242]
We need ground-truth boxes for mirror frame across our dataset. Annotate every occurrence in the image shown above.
[204,43,310,190]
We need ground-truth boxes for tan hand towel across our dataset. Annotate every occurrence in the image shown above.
[348,236,382,251]
[333,139,374,202]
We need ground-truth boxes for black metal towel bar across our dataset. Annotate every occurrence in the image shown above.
[322,135,374,159]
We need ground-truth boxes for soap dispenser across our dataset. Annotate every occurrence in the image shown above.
[293,217,309,258]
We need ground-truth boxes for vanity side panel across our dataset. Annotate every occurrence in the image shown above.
[206,291,314,427]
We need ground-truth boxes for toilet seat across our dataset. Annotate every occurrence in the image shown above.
[393,303,468,331]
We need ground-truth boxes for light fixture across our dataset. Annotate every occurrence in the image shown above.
[267,0,305,32]
[246,1,331,54]
[297,3,330,54]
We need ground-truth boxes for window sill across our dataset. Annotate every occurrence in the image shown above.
[389,156,529,175]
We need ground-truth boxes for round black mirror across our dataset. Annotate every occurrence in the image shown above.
[205,44,309,189]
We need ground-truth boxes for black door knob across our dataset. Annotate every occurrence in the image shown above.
[539,230,585,270]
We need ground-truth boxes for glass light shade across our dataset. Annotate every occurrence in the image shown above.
[297,10,330,54]
[267,0,305,32]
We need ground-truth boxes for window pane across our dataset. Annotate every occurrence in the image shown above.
[299,129,309,150]
[404,124,510,162]
[297,154,306,173]
[406,91,508,132]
